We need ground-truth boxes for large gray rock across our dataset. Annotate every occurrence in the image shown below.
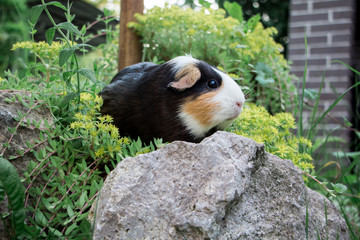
[93,131,349,239]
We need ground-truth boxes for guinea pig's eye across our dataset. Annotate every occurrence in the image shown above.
[207,79,218,89]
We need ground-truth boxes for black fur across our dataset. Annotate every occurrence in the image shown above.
[99,60,222,143]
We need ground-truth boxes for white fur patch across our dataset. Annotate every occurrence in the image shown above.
[168,55,199,73]
[177,62,245,139]
[178,111,212,140]
[211,69,245,124]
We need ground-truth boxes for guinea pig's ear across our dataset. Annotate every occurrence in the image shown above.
[168,64,201,91]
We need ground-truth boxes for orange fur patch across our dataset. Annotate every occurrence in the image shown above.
[181,88,222,126]
[170,64,201,90]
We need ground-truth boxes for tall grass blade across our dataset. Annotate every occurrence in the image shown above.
[324,198,329,239]
[298,33,308,142]
[338,200,356,239]
[309,80,360,136]
[307,71,326,141]
[305,192,309,240]
[309,59,360,135]
[332,60,360,75]
[336,155,360,183]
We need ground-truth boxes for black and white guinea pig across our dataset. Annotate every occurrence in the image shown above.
[99,56,245,143]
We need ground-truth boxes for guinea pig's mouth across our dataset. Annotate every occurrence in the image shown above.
[225,110,242,121]
[225,116,238,121]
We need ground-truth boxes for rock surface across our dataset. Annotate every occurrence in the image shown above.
[93,131,349,239]
[0,92,53,174]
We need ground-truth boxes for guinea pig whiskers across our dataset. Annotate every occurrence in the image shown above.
[244,86,255,98]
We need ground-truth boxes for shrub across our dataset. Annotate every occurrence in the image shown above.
[230,104,314,173]
[129,4,296,113]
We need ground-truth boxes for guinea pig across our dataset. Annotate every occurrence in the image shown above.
[99,55,245,143]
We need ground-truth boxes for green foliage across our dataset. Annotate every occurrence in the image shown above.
[0,1,140,238]
[0,1,359,239]
[129,4,296,113]
[230,104,314,173]
[297,51,360,238]
[0,157,28,239]
[0,0,29,76]
[217,0,289,49]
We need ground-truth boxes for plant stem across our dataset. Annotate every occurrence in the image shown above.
[41,0,81,103]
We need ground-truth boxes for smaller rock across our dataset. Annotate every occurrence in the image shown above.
[0,92,53,174]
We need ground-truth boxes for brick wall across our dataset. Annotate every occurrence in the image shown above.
[288,0,356,143]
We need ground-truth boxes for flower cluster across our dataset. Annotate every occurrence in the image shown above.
[70,93,129,160]
[231,104,314,172]
[12,41,64,61]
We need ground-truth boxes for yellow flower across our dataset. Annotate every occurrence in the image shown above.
[70,121,79,129]
[94,95,103,104]
[274,141,290,158]
[299,137,313,148]
[276,112,296,129]
[11,41,65,60]
[80,92,93,102]
[231,104,314,172]
[186,28,196,36]
[95,147,105,158]
[84,122,95,130]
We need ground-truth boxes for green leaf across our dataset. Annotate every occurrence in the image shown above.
[0,157,27,238]
[331,183,347,194]
[104,165,110,175]
[332,151,360,159]
[246,14,261,32]
[48,227,63,237]
[72,43,94,50]
[42,197,55,213]
[78,191,87,208]
[255,75,275,86]
[62,70,75,84]
[45,1,67,11]
[57,22,81,36]
[224,1,243,23]
[103,8,111,17]
[309,79,360,135]
[30,5,44,24]
[199,0,211,8]
[45,27,55,45]
[255,62,275,86]
[79,219,91,235]
[59,48,74,67]
[80,25,87,35]
[65,223,78,236]
[60,92,78,108]
[356,131,360,139]
[312,136,345,151]
[67,205,75,218]
[78,68,96,83]
[304,89,319,100]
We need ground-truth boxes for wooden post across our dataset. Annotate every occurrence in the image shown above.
[118,0,144,71]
